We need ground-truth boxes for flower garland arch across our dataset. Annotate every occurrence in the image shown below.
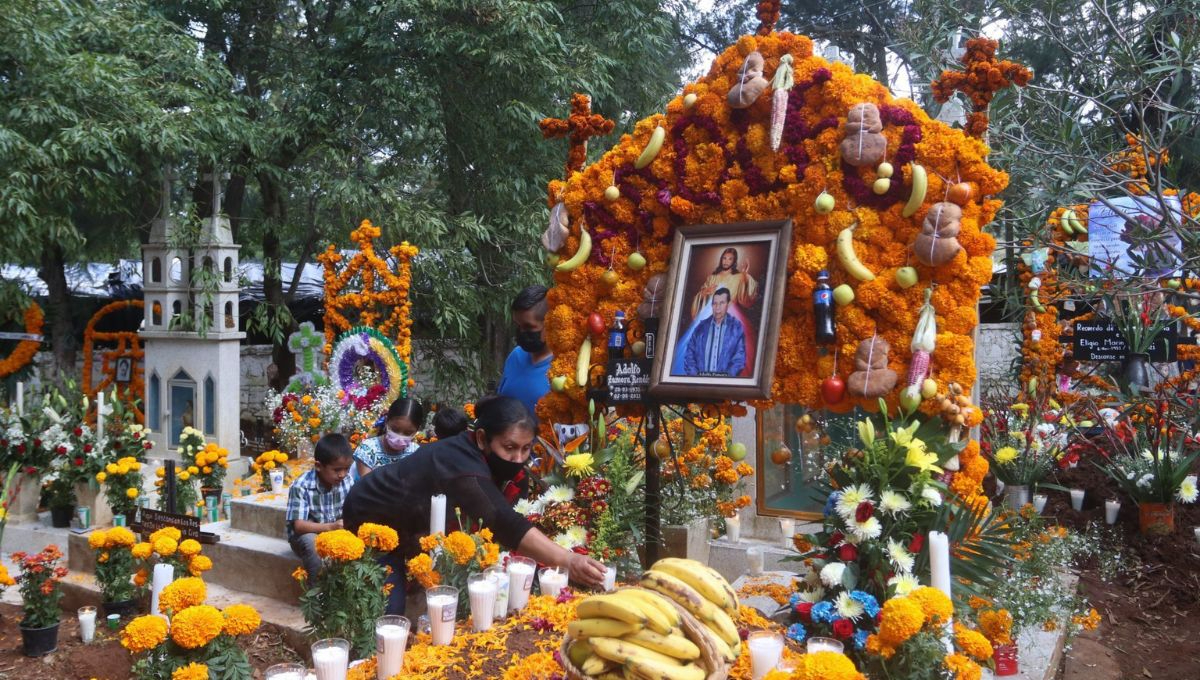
[82,299,146,423]
[539,32,1006,429]
[318,219,418,389]
[0,301,44,379]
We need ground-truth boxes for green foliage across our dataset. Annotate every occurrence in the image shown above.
[131,634,252,680]
[298,545,389,657]
[590,430,645,575]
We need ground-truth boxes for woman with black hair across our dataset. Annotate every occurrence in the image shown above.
[342,396,607,615]
[353,397,425,478]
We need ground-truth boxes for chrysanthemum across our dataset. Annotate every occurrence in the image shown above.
[835,591,865,621]
[879,490,911,515]
[222,603,261,636]
[836,484,873,519]
[819,562,846,588]
[796,587,825,603]
[887,539,914,573]
[993,446,1018,464]
[887,573,920,595]
[170,605,225,649]
[1177,475,1198,503]
[513,499,543,516]
[543,485,575,503]
[120,615,168,653]
[563,453,595,477]
[564,525,588,546]
[921,487,943,506]
[553,532,583,550]
[850,516,882,541]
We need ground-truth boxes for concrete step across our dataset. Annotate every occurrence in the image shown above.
[229,490,289,540]
[66,520,304,602]
[1,513,74,556]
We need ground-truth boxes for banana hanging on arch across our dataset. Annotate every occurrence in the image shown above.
[555,228,593,272]
[836,222,876,281]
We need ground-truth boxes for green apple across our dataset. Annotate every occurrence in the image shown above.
[604,185,620,202]
[899,386,922,413]
[630,340,646,357]
[814,191,835,215]
[1167,278,1182,290]
[920,378,938,400]
[546,254,560,268]
[728,442,747,462]
[627,252,647,271]
[895,266,918,289]
[873,177,891,195]
[550,375,567,392]
[877,162,894,179]
[833,284,855,306]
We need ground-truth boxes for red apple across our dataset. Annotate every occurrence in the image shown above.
[821,375,846,404]
[586,312,605,336]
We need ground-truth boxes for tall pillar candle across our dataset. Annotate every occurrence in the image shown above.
[725,514,741,542]
[929,531,951,598]
[779,518,795,548]
[1070,488,1085,511]
[430,494,447,537]
[1105,499,1120,525]
[96,390,106,445]
[15,381,23,416]
[150,563,174,616]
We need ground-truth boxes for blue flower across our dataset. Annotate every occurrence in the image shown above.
[854,628,869,650]
[850,590,880,618]
[811,601,836,624]
[787,623,807,643]
[823,492,841,517]
[789,592,803,608]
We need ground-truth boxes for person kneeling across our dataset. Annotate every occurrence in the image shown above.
[286,434,355,578]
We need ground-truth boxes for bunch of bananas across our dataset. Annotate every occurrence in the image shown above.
[639,558,741,666]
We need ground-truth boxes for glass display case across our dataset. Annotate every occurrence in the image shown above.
[755,404,863,518]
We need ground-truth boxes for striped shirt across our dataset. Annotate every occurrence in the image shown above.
[285,469,354,540]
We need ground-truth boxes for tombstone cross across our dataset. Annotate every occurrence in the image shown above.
[159,168,178,219]
[202,171,231,218]
[287,321,327,391]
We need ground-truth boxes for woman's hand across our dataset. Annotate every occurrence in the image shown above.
[564,551,607,589]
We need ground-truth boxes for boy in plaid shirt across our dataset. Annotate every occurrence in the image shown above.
[286,433,355,578]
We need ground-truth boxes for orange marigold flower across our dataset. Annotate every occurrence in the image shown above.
[120,614,168,653]
[170,605,225,649]
[443,531,477,566]
[158,576,207,615]
[315,529,365,562]
[172,663,209,680]
[357,523,400,553]
[222,603,261,636]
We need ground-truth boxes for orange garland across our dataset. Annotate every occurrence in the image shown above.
[318,220,418,387]
[0,301,44,379]
[756,0,782,35]
[539,32,1005,428]
[931,37,1031,138]
[82,299,146,423]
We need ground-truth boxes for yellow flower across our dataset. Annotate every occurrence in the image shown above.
[994,446,1018,464]
[95,472,107,483]
[120,615,168,653]
[126,487,139,499]
[179,539,202,557]
[314,529,365,561]
[954,623,994,661]
[170,605,224,649]
[481,542,500,569]
[221,603,261,636]
[159,577,207,614]
[406,553,440,588]
[479,527,494,543]
[419,534,441,553]
[106,463,119,475]
[187,466,199,475]
[979,608,1014,645]
[155,467,166,478]
[443,531,477,566]
[909,587,954,627]
[905,441,942,473]
[107,526,136,547]
[132,542,153,560]
[98,551,110,564]
[188,555,213,575]
[356,523,399,553]
[178,471,190,482]
[88,529,109,550]
[153,537,178,557]
[134,567,148,587]
[878,596,925,648]
[0,564,14,587]
[795,651,865,680]
[292,566,308,582]
[172,662,209,680]
[563,452,595,477]
[944,652,982,680]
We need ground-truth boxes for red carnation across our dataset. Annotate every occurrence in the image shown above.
[32,438,41,448]
[837,543,859,562]
[832,618,855,639]
[56,446,67,455]
[795,601,814,621]
[73,428,83,437]
[908,533,925,554]
[144,441,153,449]
[16,444,26,454]
[827,531,844,546]
[73,457,83,466]
[83,444,93,453]
[854,501,874,523]
[24,466,36,475]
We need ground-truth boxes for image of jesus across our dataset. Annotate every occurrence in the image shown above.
[690,247,759,319]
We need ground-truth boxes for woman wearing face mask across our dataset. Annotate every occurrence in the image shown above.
[341,396,607,615]
[353,398,426,478]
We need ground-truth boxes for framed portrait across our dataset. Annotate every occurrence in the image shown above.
[115,357,133,383]
[649,219,792,402]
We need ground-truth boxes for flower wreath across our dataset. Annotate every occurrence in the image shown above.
[0,301,44,379]
[328,326,408,408]
[82,299,146,422]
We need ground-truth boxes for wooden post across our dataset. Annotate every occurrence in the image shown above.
[642,316,662,567]
[164,460,177,514]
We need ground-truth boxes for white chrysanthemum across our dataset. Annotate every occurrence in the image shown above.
[887,539,914,573]
[543,485,575,503]
[1137,473,1155,489]
[887,573,920,595]
[513,499,543,516]
[1178,475,1198,503]
[553,532,583,549]
[920,487,943,507]
[819,562,847,588]
[836,484,873,519]
[835,591,865,621]
[879,490,912,515]
[564,525,589,545]
[797,587,826,603]
[850,516,882,542]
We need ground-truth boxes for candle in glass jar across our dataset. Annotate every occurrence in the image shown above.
[539,567,567,599]
[806,636,844,654]
[1032,493,1047,514]
[78,606,96,643]
[746,546,764,576]
[1070,488,1085,511]
[375,616,410,679]
[779,518,795,548]
[467,574,497,632]
[507,557,536,613]
[264,663,308,680]
[725,514,741,542]
[602,565,617,592]
[1104,499,1120,525]
[747,631,784,680]
[426,586,459,646]
[484,566,509,622]
[312,638,350,680]
[1194,527,1200,545]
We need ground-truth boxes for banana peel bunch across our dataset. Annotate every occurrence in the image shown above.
[562,558,739,680]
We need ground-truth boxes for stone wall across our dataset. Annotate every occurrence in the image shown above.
[976,322,1022,392]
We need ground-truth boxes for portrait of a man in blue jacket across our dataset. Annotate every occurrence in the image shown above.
[682,288,746,377]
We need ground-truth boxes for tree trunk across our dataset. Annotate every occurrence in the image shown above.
[39,243,75,375]
[259,173,296,391]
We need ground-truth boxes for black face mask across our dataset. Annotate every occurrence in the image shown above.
[484,448,527,481]
[515,329,546,354]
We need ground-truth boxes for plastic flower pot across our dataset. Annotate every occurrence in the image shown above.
[101,598,139,619]
[1138,502,1174,535]
[1004,484,1030,511]
[20,622,60,657]
[49,505,75,528]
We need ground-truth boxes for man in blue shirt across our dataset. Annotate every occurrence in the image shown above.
[683,287,747,377]
[498,285,552,420]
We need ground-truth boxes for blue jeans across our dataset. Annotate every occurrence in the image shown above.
[288,533,323,579]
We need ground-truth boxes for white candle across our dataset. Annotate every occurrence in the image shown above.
[779,518,795,548]
[15,381,23,416]
[929,531,951,598]
[312,639,350,680]
[1032,494,1047,514]
[429,495,447,537]
[806,636,844,654]
[425,586,459,646]
[485,566,509,622]
[507,557,536,612]
[747,546,764,576]
[1105,499,1120,525]
[1193,527,1200,544]
[1070,488,1085,511]
[539,567,567,599]
[78,606,96,643]
[264,663,308,680]
[150,563,174,615]
[747,631,785,680]
[96,391,105,445]
[467,574,497,632]
[602,565,617,592]
[375,616,410,679]
[726,514,741,542]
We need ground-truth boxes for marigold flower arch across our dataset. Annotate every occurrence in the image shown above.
[82,299,146,423]
[0,301,43,380]
[540,32,1005,428]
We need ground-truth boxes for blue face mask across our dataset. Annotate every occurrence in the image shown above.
[385,431,413,451]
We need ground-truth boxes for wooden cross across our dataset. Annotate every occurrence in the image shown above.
[538,93,615,179]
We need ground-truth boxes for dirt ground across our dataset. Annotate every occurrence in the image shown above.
[0,602,301,680]
[1045,464,1200,679]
